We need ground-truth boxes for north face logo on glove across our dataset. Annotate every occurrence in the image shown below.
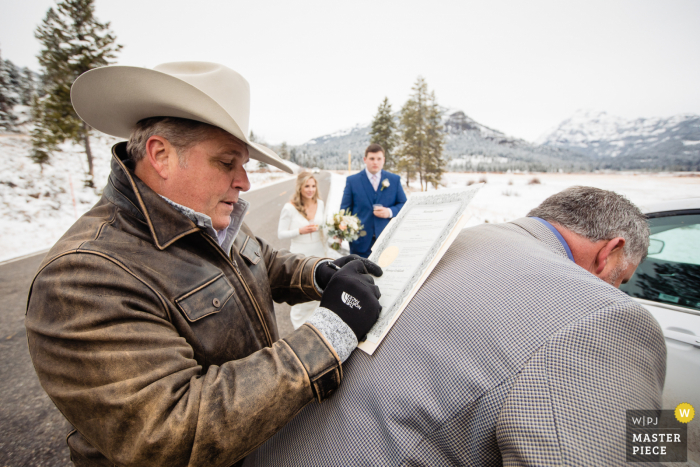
[341,291,362,309]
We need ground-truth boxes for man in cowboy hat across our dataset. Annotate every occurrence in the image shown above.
[25,62,383,467]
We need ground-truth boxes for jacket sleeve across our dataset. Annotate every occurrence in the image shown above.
[495,302,666,466]
[278,203,300,240]
[388,176,407,217]
[25,252,338,467]
[250,224,327,305]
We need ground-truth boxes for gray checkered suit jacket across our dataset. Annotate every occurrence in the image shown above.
[249,218,666,466]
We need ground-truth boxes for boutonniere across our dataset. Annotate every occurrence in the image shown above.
[380,179,390,191]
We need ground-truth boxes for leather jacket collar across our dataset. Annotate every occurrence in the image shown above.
[104,142,200,250]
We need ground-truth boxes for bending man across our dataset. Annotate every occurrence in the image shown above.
[251,186,666,466]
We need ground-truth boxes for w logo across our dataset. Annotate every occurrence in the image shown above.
[341,292,362,310]
[675,402,695,423]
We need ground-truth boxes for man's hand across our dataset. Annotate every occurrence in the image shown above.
[315,254,383,291]
[373,206,392,218]
[319,260,382,341]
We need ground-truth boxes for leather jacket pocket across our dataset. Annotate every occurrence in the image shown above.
[239,236,262,266]
[176,273,234,322]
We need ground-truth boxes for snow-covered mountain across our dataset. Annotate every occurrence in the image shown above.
[296,122,373,169]
[442,110,587,171]
[296,110,590,172]
[538,110,700,170]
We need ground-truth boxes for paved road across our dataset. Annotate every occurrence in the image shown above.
[0,252,70,467]
[0,171,331,466]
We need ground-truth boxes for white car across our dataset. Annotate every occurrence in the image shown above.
[619,198,700,457]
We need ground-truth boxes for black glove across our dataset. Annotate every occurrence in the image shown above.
[319,259,382,341]
[315,254,383,291]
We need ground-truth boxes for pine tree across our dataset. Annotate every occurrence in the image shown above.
[4,57,41,105]
[33,0,121,185]
[20,68,42,105]
[30,94,57,171]
[396,77,445,191]
[249,130,267,168]
[0,50,19,132]
[278,141,290,160]
[369,97,397,170]
[423,91,445,189]
[396,78,428,189]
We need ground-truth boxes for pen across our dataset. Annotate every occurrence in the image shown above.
[327,262,341,271]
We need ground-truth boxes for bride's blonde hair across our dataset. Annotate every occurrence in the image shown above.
[291,172,321,217]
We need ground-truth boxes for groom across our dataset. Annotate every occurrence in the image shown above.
[341,143,407,258]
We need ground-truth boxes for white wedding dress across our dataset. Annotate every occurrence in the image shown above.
[278,200,327,328]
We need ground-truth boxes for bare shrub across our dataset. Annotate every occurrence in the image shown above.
[508,180,513,186]
[478,176,488,184]
[528,177,541,185]
[466,180,476,186]
[502,190,520,197]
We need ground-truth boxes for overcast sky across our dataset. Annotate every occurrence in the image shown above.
[2,0,700,145]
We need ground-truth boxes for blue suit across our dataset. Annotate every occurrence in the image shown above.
[340,170,407,257]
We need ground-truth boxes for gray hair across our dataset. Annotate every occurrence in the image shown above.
[126,117,221,166]
[527,186,649,263]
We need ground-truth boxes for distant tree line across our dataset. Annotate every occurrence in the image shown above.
[247,132,324,171]
[0,50,42,132]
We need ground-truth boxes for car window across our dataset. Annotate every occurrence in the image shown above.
[620,213,700,312]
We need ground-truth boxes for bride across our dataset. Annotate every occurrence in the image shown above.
[278,172,327,328]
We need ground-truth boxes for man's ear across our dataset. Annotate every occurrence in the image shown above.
[144,135,174,180]
[594,237,626,275]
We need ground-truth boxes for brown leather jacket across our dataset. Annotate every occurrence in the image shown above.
[25,143,342,467]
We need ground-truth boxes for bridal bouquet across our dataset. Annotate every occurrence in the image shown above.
[323,209,366,250]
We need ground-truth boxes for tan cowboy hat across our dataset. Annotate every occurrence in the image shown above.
[70,61,293,173]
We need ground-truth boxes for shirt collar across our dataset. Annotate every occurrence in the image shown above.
[365,167,380,180]
[530,217,574,262]
[160,195,249,255]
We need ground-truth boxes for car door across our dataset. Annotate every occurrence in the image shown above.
[619,207,700,461]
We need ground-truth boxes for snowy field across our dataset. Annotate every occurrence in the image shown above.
[437,172,700,228]
[0,135,293,262]
[326,170,700,228]
[1,132,699,263]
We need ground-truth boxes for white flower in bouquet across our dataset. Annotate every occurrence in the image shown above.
[323,209,366,250]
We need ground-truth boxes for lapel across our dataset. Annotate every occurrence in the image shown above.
[359,170,377,206]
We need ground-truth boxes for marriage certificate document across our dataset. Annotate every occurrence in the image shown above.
[359,185,482,354]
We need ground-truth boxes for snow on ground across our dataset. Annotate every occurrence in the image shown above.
[0,135,293,262]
